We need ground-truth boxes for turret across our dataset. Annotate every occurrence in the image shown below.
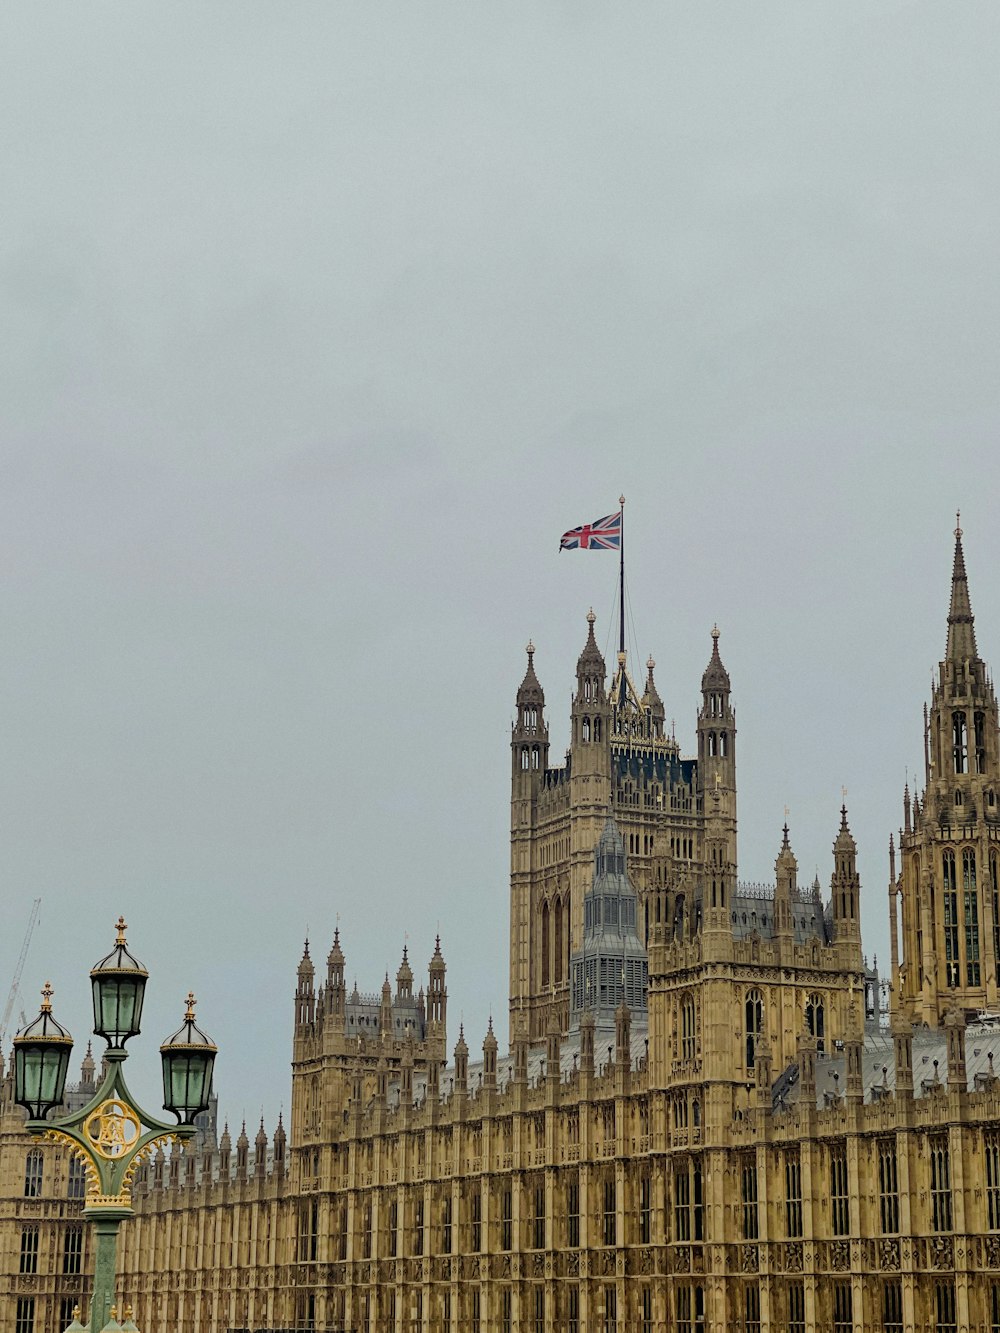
[454,1025,469,1095]
[427,936,447,1051]
[218,1123,231,1178]
[295,941,315,1029]
[831,806,861,941]
[482,1019,498,1091]
[273,1114,286,1177]
[235,1121,249,1180]
[254,1118,268,1176]
[396,946,413,1002]
[570,609,611,767]
[774,824,797,942]
[697,626,736,794]
[512,641,549,783]
[380,975,392,1034]
[80,1040,96,1093]
[327,928,346,1018]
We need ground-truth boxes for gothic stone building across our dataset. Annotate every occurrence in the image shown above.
[4,526,1000,1332]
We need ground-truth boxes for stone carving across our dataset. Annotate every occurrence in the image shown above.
[930,1236,953,1270]
[879,1238,900,1271]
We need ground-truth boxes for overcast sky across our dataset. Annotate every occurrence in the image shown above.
[2,3,999,1132]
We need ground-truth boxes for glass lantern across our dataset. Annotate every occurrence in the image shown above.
[13,983,74,1120]
[90,917,148,1050]
[161,993,217,1124]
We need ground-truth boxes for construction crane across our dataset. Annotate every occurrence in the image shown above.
[0,897,41,1051]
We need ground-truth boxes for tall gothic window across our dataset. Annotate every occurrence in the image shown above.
[744,1283,761,1333]
[964,849,981,985]
[935,1281,957,1333]
[745,990,763,1069]
[62,1225,83,1275]
[788,1282,806,1333]
[68,1156,87,1200]
[943,851,960,987]
[830,1146,850,1236]
[833,1283,853,1333]
[540,902,550,989]
[784,1151,802,1238]
[882,1280,903,1333]
[740,1154,759,1240]
[19,1227,38,1275]
[878,1139,899,1234]
[554,897,563,985]
[931,1136,952,1232]
[23,1151,42,1199]
[805,994,825,1053]
[988,1132,1000,1231]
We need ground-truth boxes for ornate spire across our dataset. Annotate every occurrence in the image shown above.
[834,804,856,853]
[297,939,313,978]
[516,640,544,705]
[577,607,605,674]
[701,624,731,692]
[946,513,978,662]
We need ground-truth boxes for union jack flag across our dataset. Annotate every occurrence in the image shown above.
[559,510,622,551]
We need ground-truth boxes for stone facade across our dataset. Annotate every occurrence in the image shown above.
[4,525,1000,1331]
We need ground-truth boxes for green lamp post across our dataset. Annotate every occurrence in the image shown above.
[13,918,216,1332]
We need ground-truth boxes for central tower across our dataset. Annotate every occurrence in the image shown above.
[509,609,738,1041]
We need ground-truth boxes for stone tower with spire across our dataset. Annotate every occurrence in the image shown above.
[894,520,1000,1026]
[509,611,719,1041]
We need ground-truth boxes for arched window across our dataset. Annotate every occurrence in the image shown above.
[594,717,602,742]
[976,711,986,773]
[24,1150,42,1199]
[708,732,717,757]
[963,848,981,986]
[541,902,550,989]
[719,731,727,758]
[805,993,825,1053]
[521,747,529,771]
[745,990,763,1069]
[943,850,959,988]
[554,896,563,985]
[680,993,697,1062]
[582,718,591,743]
[531,746,539,770]
[673,894,686,940]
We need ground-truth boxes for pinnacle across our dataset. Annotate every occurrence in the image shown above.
[701,624,730,692]
[946,519,978,663]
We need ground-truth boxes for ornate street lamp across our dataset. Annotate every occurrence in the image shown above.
[13,919,216,1333]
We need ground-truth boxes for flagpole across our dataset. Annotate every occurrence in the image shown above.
[618,494,626,658]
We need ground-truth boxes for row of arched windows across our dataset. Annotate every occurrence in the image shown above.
[704,731,729,758]
[741,990,826,1069]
